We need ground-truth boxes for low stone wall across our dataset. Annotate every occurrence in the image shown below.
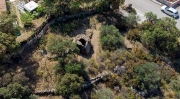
[18,10,97,54]
[157,0,180,7]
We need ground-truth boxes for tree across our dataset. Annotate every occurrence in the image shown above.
[134,62,160,92]
[47,36,79,57]
[126,13,140,29]
[92,0,125,12]
[43,0,82,16]
[0,12,20,59]
[110,0,124,9]
[55,74,84,97]
[92,0,110,12]
[140,17,180,54]
[169,75,180,98]
[0,12,20,36]
[43,0,125,16]
[145,12,157,21]
[99,25,124,51]
[0,32,19,59]
[0,83,31,99]
[65,63,84,76]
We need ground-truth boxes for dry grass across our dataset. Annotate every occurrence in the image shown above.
[32,33,59,91]
[16,31,33,42]
[16,16,46,42]
[38,96,63,99]
[32,17,46,28]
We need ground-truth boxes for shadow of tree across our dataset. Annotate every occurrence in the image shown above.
[172,59,180,73]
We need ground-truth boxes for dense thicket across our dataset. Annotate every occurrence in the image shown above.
[140,17,180,54]
[127,12,180,55]
[43,0,125,16]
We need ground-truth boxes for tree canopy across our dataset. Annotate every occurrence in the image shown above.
[125,13,140,29]
[99,25,124,51]
[0,83,31,99]
[0,12,20,36]
[134,62,160,92]
[0,12,20,59]
[140,15,180,55]
[65,63,84,76]
[0,32,19,59]
[43,0,82,16]
[43,0,125,16]
[47,36,79,57]
[55,73,84,97]
[145,12,157,21]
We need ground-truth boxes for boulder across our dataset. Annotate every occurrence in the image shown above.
[114,65,126,75]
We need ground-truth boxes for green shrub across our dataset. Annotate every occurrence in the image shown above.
[0,83,31,99]
[55,74,84,96]
[134,62,160,92]
[65,63,84,76]
[95,88,114,99]
[99,25,124,51]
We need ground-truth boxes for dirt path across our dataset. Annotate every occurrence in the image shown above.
[91,23,101,61]
[124,35,134,49]
[15,6,23,28]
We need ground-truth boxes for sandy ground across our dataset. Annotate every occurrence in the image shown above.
[124,35,134,49]
[91,23,101,61]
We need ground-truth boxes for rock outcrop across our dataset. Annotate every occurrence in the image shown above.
[114,65,126,75]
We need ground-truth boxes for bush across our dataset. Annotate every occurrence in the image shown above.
[125,13,140,29]
[55,74,84,97]
[95,88,114,99]
[47,36,79,57]
[12,72,29,84]
[0,73,12,87]
[134,62,160,92]
[21,13,33,28]
[65,63,84,76]
[140,17,180,55]
[0,83,31,99]
[99,25,124,51]
[126,29,141,41]
[169,75,180,93]
[70,94,81,99]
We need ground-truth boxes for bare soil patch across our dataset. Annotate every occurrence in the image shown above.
[32,17,46,28]
[91,23,101,62]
